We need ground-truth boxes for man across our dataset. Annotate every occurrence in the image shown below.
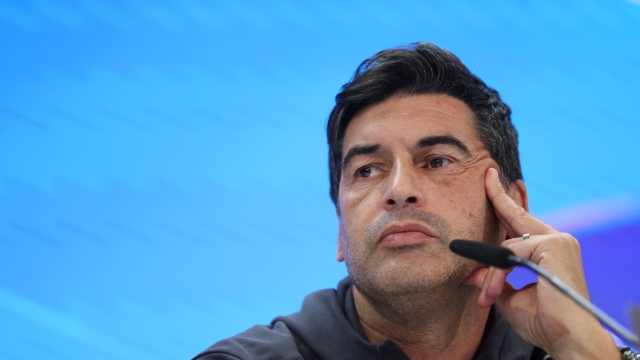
[194,43,620,359]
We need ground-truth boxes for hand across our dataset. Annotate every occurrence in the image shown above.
[474,168,619,360]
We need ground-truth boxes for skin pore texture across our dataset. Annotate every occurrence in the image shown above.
[336,94,525,360]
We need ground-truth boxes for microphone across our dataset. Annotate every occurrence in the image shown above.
[449,239,640,348]
[449,239,515,269]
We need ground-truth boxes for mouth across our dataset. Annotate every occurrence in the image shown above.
[378,223,438,248]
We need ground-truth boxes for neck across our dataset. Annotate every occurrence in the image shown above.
[353,284,489,360]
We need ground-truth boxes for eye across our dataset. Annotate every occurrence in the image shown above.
[356,165,380,178]
[428,157,451,169]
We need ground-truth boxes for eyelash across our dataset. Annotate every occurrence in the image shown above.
[355,164,380,178]
[354,156,452,179]
[426,156,451,169]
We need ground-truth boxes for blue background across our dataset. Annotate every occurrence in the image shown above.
[1,0,639,358]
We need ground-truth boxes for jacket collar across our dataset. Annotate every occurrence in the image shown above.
[275,277,537,360]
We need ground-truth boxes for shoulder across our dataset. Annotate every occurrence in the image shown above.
[193,280,353,360]
[192,321,303,360]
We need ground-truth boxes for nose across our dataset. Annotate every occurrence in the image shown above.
[382,161,424,210]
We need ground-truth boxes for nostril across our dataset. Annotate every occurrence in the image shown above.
[406,196,417,203]
[387,199,396,205]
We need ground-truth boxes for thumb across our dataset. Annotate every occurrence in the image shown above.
[492,281,538,327]
[464,267,489,289]
[493,280,517,315]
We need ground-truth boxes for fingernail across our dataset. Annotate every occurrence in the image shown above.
[486,168,498,182]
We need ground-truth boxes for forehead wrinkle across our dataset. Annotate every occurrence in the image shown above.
[342,94,483,166]
[351,108,475,142]
[362,109,455,130]
[358,94,471,122]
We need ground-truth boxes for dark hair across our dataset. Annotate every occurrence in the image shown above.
[326,42,522,206]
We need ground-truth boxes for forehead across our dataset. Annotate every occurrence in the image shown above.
[343,94,480,151]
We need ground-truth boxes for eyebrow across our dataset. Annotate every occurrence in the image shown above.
[341,135,471,171]
[417,135,471,156]
[342,144,380,171]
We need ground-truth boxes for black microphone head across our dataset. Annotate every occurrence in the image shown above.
[449,240,515,269]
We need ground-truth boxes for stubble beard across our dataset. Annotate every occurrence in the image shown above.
[340,200,501,328]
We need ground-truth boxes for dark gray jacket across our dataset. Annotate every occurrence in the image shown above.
[194,277,547,359]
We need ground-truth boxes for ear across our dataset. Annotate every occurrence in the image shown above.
[506,179,529,212]
[336,234,345,262]
[335,204,345,262]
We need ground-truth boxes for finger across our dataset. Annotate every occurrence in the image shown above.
[464,267,489,289]
[502,235,549,266]
[485,168,555,237]
[502,235,532,249]
[503,233,589,297]
[504,233,578,263]
[493,280,519,320]
[477,266,510,308]
[502,235,539,262]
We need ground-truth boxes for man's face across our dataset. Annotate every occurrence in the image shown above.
[337,94,502,300]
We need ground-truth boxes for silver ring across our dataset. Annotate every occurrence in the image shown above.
[522,233,530,240]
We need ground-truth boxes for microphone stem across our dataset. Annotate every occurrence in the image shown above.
[507,254,640,348]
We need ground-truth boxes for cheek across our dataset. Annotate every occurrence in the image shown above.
[431,169,488,217]
[340,182,382,217]
[339,192,372,238]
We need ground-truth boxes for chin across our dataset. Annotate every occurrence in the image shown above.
[351,254,476,301]
[365,263,449,295]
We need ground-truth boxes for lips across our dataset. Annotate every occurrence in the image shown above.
[378,223,438,248]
